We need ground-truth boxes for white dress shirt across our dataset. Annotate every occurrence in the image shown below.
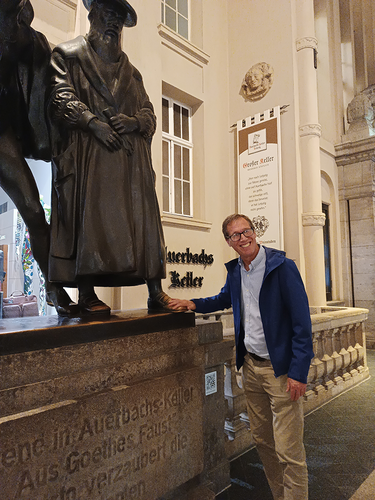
[240,245,270,359]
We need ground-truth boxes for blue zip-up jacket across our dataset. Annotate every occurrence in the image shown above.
[193,247,314,384]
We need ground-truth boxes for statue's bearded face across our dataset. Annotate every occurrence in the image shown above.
[90,0,126,40]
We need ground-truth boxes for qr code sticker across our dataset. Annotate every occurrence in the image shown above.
[205,371,217,395]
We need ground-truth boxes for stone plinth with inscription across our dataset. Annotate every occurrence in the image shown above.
[0,311,233,500]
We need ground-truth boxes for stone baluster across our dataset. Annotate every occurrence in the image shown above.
[338,325,352,382]
[330,328,345,389]
[224,354,248,440]
[314,331,325,393]
[306,331,325,399]
[321,329,335,391]
[354,322,366,372]
[346,324,359,378]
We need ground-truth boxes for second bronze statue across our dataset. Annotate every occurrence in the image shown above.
[0,0,79,316]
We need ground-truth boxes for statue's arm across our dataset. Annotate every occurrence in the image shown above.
[134,102,156,139]
[48,50,96,130]
[49,50,122,151]
[108,103,156,139]
[133,74,156,139]
[129,66,157,138]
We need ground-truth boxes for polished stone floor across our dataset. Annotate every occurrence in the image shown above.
[217,350,375,500]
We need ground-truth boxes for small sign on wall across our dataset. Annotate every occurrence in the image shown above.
[205,371,217,396]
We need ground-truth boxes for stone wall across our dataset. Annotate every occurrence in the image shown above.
[0,312,233,499]
[336,135,375,348]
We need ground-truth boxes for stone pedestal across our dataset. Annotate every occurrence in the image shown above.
[0,311,233,500]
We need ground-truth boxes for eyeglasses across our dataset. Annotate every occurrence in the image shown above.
[228,228,254,242]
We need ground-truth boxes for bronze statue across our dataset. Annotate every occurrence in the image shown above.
[47,0,180,314]
[0,0,79,315]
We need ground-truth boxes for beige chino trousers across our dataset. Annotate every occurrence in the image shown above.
[242,354,308,500]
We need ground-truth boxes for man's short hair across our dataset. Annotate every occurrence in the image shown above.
[222,214,254,239]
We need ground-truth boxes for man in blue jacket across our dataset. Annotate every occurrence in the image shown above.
[169,213,314,500]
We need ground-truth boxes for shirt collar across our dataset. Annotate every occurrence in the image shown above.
[238,245,265,271]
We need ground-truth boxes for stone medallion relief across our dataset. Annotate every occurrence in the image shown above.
[240,62,274,102]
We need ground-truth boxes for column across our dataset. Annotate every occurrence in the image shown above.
[296,0,326,305]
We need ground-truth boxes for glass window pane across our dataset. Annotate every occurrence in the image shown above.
[174,145,181,179]
[163,176,170,212]
[173,104,181,137]
[174,180,182,214]
[161,97,192,217]
[182,148,190,180]
[183,182,190,215]
[162,98,169,133]
[178,15,188,39]
[178,0,188,18]
[162,140,169,175]
[161,2,164,23]
[181,107,189,140]
[166,6,176,31]
[166,0,176,8]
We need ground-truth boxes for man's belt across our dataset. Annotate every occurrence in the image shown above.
[248,351,270,363]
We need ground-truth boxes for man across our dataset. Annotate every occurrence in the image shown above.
[169,214,314,500]
[47,0,177,313]
[0,0,79,315]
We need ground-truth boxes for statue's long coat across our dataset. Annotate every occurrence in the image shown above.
[48,36,166,286]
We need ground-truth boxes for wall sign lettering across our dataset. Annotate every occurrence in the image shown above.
[166,248,214,289]
[166,248,213,267]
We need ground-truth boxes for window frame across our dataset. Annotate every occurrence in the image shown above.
[161,0,190,40]
[162,96,193,218]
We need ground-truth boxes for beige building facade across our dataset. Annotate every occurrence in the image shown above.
[2,0,375,343]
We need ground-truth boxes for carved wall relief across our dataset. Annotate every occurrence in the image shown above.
[239,62,274,102]
[346,84,375,139]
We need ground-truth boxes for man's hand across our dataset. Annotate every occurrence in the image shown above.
[88,119,122,151]
[167,299,196,311]
[109,114,139,134]
[286,378,307,401]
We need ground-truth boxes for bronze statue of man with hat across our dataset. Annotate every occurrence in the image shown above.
[47,0,178,314]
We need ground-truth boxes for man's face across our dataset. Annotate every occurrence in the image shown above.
[248,68,263,89]
[91,0,126,39]
[226,217,259,264]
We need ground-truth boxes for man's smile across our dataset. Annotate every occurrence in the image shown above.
[226,217,259,266]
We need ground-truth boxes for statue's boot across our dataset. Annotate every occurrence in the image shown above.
[78,282,110,315]
[147,280,185,312]
[46,284,80,316]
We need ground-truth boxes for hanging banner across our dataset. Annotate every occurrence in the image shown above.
[237,106,283,250]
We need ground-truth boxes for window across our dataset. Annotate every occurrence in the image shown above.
[161,0,189,40]
[162,97,192,217]
[322,203,332,302]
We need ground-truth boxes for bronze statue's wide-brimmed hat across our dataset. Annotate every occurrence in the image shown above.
[83,0,137,27]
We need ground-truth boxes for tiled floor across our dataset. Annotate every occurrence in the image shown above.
[217,350,375,500]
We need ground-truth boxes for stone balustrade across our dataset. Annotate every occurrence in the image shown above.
[198,305,369,460]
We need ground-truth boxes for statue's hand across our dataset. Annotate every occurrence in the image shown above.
[109,114,139,134]
[88,119,122,151]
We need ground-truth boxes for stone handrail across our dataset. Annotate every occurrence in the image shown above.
[198,306,369,460]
